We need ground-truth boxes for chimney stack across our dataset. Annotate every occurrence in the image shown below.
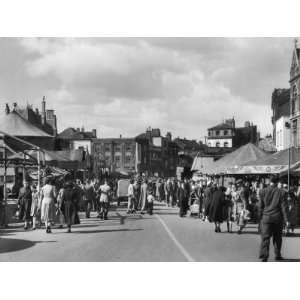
[41,96,46,125]
[5,103,10,114]
[92,129,97,138]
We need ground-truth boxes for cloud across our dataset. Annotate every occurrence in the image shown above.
[2,37,294,139]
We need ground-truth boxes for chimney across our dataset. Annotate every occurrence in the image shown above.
[120,134,122,139]
[81,126,84,132]
[92,129,97,138]
[166,132,172,141]
[12,102,17,111]
[76,128,80,132]
[244,121,250,128]
[53,115,57,136]
[5,103,10,114]
[41,96,46,125]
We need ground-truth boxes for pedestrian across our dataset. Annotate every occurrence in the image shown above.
[127,179,136,214]
[178,181,189,217]
[18,180,32,230]
[56,184,65,228]
[99,179,111,220]
[84,180,94,218]
[286,191,298,235]
[235,179,250,234]
[40,177,57,233]
[30,184,41,230]
[60,181,76,233]
[203,181,214,221]
[224,183,235,233]
[0,184,6,228]
[208,186,226,232]
[258,177,289,262]
[140,179,148,214]
[147,190,155,215]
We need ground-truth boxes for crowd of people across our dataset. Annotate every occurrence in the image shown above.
[9,176,115,233]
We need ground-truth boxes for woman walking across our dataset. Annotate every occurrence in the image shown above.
[18,180,32,230]
[40,177,57,233]
[30,184,41,230]
[60,182,76,233]
[208,186,226,232]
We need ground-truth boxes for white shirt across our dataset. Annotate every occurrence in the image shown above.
[100,184,111,202]
[147,195,155,203]
[128,184,134,197]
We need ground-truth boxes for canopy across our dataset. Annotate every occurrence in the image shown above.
[192,143,268,175]
[238,147,300,175]
[27,166,70,180]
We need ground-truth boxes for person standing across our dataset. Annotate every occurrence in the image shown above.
[140,179,148,214]
[208,186,226,232]
[84,180,95,218]
[99,179,111,220]
[127,179,135,214]
[30,184,41,230]
[178,181,189,217]
[258,177,289,262]
[40,177,57,233]
[147,190,155,215]
[236,179,249,234]
[60,181,76,233]
[0,184,5,228]
[286,191,298,235]
[56,184,65,228]
[18,180,32,230]
[203,181,214,221]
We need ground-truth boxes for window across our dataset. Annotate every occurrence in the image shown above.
[224,130,228,136]
[216,142,220,147]
[208,142,211,147]
[224,142,229,147]
[125,155,131,164]
[125,144,132,152]
[215,130,220,136]
[115,155,121,162]
[114,145,121,152]
[208,131,211,136]
[104,144,111,152]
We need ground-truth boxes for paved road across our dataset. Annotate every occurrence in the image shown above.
[0,202,300,261]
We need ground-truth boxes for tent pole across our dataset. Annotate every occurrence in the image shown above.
[37,148,41,192]
[3,146,7,227]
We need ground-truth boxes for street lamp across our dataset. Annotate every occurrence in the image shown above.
[285,121,291,191]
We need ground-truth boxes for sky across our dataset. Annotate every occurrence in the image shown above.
[0,37,295,140]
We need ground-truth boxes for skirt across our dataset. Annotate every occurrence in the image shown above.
[41,198,55,223]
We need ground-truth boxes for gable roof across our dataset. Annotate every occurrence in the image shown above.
[208,123,234,130]
[0,111,52,137]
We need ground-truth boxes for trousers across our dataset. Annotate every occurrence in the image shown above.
[259,221,283,259]
[99,202,109,219]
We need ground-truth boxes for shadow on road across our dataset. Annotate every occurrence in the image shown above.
[276,258,300,262]
[71,228,143,234]
[0,238,56,254]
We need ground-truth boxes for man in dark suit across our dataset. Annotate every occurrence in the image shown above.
[258,177,289,262]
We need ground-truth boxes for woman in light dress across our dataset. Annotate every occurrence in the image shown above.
[30,184,41,230]
[40,177,57,233]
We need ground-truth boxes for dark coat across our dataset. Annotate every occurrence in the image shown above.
[18,187,32,221]
[178,186,189,216]
[258,185,288,224]
[204,186,214,215]
[208,188,225,223]
[61,187,76,226]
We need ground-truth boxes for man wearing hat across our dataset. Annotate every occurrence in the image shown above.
[258,176,289,262]
[18,179,32,230]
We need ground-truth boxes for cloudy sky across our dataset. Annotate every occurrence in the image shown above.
[0,38,295,140]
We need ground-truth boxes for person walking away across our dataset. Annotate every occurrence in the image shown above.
[208,186,226,232]
[40,177,57,233]
[203,181,214,222]
[99,179,111,220]
[127,179,135,214]
[84,180,94,218]
[164,179,171,206]
[60,181,76,233]
[56,185,65,228]
[0,184,6,228]
[258,177,289,262]
[286,191,298,235]
[18,180,32,230]
[147,190,155,215]
[140,179,148,214]
[30,184,41,230]
[178,181,189,217]
[224,183,234,233]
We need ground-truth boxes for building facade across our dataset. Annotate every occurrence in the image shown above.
[275,116,290,151]
[92,138,142,176]
[290,40,300,147]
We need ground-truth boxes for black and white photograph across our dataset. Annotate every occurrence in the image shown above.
[1,1,300,299]
[1,36,300,262]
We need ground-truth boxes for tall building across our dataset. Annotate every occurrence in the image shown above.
[290,40,300,147]
[271,88,290,151]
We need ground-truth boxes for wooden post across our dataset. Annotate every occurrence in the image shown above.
[3,146,7,226]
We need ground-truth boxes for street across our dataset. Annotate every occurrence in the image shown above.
[1,202,300,262]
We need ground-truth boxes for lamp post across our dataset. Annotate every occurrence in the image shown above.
[285,121,291,192]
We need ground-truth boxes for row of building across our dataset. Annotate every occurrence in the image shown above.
[1,93,263,182]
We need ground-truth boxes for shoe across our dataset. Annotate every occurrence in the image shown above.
[67,228,71,233]
[237,230,241,235]
[275,256,284,261]
[48,228,52,233]
[32,227,36,230]
[46,228,49,233]
[261,258,268,262]
[59,225,63,229]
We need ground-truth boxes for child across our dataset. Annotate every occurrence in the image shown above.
[147,190,155,215]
